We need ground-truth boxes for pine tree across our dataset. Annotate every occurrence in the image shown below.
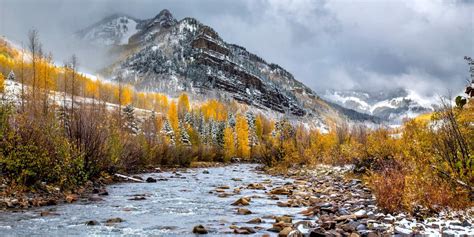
[161,119,175,145]
[122,104,139,134]
[179,121,191,146]
[6,71,15,81]
[246,112,258,146]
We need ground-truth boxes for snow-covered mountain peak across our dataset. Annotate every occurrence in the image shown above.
[76,14,139,46]
[323,88,435,124]
[150,9,177,28]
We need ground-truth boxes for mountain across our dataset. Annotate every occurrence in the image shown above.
[323,88,435,124]
[76,14,141,46]
[77,9,378,129]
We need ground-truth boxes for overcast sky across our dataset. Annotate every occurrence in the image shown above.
[0,0,473,96]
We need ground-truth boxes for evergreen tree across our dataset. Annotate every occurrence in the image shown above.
[161,119,175,145]
[122,104,139,134]
[179,121,191,146]
[7,71,15,81]
[246,112,258,146]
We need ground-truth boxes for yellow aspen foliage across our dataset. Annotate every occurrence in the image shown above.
[223,126,235,162]
[122,85,133,105]
[0,72,4,93]
[168,101,179,132]
[178,93,190,115]
[235,114,250,159]
[255,114,263,140]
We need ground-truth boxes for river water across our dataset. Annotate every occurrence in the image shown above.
[0,164,307,236]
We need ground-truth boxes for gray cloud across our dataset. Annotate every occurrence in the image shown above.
[0,0,472,96]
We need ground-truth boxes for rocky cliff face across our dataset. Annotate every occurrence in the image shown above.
[77,9,378,127]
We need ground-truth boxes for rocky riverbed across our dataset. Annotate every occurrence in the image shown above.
[0,164,472,236]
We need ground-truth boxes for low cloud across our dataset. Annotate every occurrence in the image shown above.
[1,0,472,96]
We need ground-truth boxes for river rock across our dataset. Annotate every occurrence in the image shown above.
[146,177,157,183]
[231,178,242,181]
[88,195,104,202]
[279,227,303,237]
[247,218,262,224]
[193,224,208,234]
[40,210,59,217]
[232,197,251,206]
[65,194,78,203]
[93,188,108,196]
[85,220,99,226]
[128,196,146,201]
[217,185,230,189]
[270,187,290,195]
[275,216,292,223]
[234,226,256,234]
[247,183,266,190]
[106,217,124,224]
[202,170,210,174]
[237,208,252,215]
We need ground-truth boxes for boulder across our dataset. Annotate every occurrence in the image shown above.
[193,225,208,234]
[146,177,157,183]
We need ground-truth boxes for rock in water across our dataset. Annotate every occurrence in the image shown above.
[232,197,251,206]
[193,225,208,234]
[237,208,252,215]
[234,226,256,234]
[106,217,124,224]
[146,177,157,183]
[85,220,99,226]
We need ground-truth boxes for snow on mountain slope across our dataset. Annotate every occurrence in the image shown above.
[76,14,139,46]
[323,88,435,124]
[76,9,379,129]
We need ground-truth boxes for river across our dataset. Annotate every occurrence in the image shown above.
[0,164,307,236]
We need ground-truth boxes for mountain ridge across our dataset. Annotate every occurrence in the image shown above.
[76,9,380,128]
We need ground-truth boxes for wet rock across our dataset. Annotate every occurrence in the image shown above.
[106,217,124,224]
[321,221,336,230]
[230,157,241,163]
[128,196,146,201]
[65,194,78,203]
[270,187,290,195]
[247,183,266,190]
[234,226,256,234]
[217,185,230,189]
[247,218,262,224]
[354,209,367,218]
[232,197,251,206]
[237,208,252,215]
[335,214,357,222]
[132,175,144,181]
[88,195,104,202]
[85,220,99,226]
[40,211,59,217]
[193,224,208,234]
[202,170,210,174]
[309,227,326,237]
[275,216,292,223]
[462,220,471,227]
[269,195,280,200]
[231,178,242,181]
[93,188,108,196]
[146,177,157,183]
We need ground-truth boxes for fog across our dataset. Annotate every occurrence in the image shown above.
[1,0,473,95]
